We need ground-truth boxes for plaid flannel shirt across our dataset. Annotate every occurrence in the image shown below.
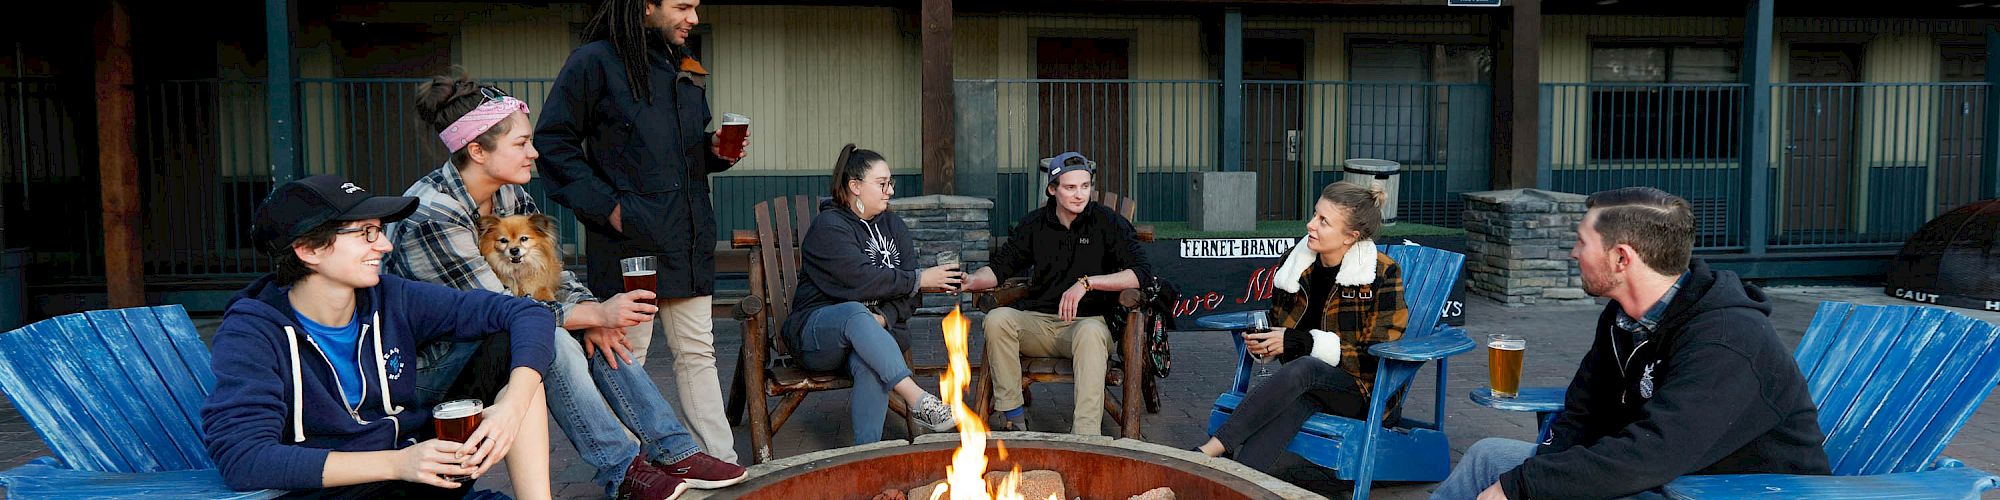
[385,163,597,324]
[1269,252,1410,397]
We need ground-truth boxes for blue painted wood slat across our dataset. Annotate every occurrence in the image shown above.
[87,307,215,470]
[50,313,186,472]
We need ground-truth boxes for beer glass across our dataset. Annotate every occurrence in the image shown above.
[1488,334,1526,398]
[432,399,485,482]
[718,113,750,159]
[935,251,961,294]
[621,256,658,294]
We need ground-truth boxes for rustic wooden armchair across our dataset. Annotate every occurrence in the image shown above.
[967,192,1160,439]
[723,195,948,463]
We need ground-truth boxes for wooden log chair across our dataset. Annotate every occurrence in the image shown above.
[967,192,1161,439]
[723,195,953,464]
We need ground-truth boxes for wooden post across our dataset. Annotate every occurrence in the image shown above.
[1220,8,1243,172]
[1741,0,1774,255]
[920,0,955,195]
[268,0,299,184]
[1490,0,1540,189]
[96,0,143,308]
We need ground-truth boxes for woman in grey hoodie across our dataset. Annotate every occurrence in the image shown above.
[782,145,963,444]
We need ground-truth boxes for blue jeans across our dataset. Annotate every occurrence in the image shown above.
[798,302,913,445]
[1431,438,1668,500]
[417,330,701,497]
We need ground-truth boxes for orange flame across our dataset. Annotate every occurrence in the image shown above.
[935,305,1055,500]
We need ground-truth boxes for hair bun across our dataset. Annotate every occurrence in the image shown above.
[1369,188,1388,207]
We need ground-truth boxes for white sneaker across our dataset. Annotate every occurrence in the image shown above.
[914,393,958,432]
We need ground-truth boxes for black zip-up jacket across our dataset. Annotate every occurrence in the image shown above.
[1498,259,1830,499]
[988,201,1153,318]
[536,33,735,299]
[781,199,921,359]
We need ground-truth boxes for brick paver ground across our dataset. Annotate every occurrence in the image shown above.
[0,286,1994,499]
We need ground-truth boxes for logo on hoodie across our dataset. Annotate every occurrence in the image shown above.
[383,347,405,381]
[864,225,900,269]
[1638,361,1658,399]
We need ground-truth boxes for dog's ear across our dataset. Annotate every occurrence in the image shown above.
[477,215,500,235]
[530,214,558,239]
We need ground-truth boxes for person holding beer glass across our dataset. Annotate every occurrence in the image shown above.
[388,69,746,499]
[783,145,963,444]
[1431,188,1828,500]
[1192,181,1409,473]
[201,174,556,498]
[536,0,747,464]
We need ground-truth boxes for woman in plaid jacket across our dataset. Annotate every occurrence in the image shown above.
[1195,181,1411,472]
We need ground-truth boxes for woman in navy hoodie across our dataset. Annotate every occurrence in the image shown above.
[201,174,556,498]
[782,145,963,444]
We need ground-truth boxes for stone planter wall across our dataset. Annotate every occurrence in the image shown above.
[888,195,993,315]
[1462,189,1594,306]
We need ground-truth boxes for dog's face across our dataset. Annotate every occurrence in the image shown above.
[477,214,559,265]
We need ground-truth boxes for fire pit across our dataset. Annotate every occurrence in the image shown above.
[689,432,1323,500]
[693,307,1322,499]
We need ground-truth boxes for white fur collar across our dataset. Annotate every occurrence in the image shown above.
[1272,238,1378,293]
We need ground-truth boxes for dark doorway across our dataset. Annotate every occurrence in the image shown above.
[1784,45,1859,234]
[1938,45,1985,216]
[1036,37,1130,197]
[1243,37,1307,220]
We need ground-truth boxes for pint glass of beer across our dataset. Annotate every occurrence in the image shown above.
[621,256,658,294]
[1487,334,1526,398]
[433,399,484,482]
[718,113,750,159]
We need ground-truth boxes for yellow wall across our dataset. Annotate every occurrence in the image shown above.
[699,5,921,175]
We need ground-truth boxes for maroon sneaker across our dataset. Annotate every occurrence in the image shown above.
[618,455,689,500]
[658,452,749,489]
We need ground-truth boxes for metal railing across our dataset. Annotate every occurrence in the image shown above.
[1541,82,1990,251]
[956,78,1492,234]
[1541,83,1748,250]
[1,78,100,280]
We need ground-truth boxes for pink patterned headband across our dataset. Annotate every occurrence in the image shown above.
[438,96,530,152]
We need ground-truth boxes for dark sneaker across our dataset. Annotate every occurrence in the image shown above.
[995,413,1027,432]
[913,393,957,432]
[618,455,689,500]
[659,452,749,489]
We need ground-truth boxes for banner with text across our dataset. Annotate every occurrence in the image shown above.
[1149,236,1467,328]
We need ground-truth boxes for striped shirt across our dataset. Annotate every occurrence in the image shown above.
[385,162,596,324]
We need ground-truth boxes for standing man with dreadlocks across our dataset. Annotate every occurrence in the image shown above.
[537,0,746,464]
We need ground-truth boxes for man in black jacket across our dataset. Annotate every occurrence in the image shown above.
[1432,187,1829,500]
[960,152,1153,435]
[535,0,746,464]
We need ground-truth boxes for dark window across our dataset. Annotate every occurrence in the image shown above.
[1589,45,1742,161]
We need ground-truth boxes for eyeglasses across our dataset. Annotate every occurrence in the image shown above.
[334,224,384,243]
[479,85,510,102]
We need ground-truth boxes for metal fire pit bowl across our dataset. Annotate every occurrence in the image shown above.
[687,431,1325,500]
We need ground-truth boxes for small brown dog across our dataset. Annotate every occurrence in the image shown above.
[478,213,563,301]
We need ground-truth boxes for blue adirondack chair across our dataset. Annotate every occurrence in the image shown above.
[1200,244,1474,500]
[1657,301,2000,499]
[0,305,279,498]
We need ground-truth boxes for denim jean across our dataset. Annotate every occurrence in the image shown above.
[416,330,701,497]
[1430,438,1669,500]
[798,302,913,445]
[1211,356,1378,472]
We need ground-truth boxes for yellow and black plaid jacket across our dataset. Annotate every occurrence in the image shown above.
[1270,251,1410,398]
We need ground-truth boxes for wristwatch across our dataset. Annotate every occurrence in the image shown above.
[1077,276,1092,290]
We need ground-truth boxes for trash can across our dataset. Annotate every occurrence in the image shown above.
[0,248,25,332]
[1342,159,1401,224]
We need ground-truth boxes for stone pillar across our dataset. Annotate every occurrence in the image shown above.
[1462,189,1592,306]
[889,195,993,314]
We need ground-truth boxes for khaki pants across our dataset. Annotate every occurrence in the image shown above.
[982,307,1111,436]
[622,295,737,463]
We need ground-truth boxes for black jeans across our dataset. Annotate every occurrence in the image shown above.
[1212,356,1398,472]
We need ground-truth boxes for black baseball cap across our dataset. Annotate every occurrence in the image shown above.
[251,174,419,253]
[1040,151,1096,181]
